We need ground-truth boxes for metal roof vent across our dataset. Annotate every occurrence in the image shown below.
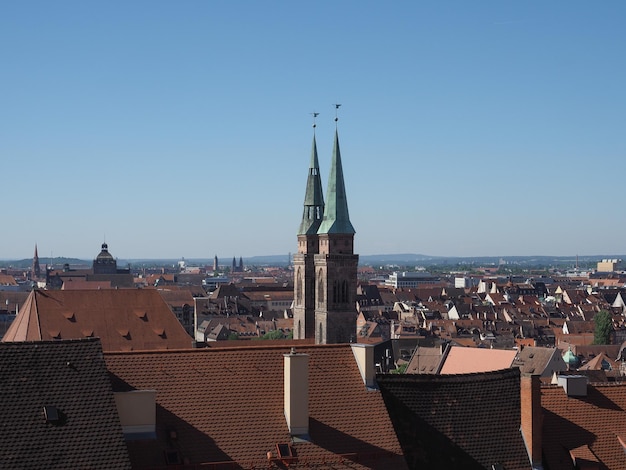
[557,375,588,397]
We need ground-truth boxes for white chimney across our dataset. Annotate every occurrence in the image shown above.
[114,390,156,438]
[284,348,309,436]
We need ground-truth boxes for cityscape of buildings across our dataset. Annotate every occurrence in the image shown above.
[2,122,626,469]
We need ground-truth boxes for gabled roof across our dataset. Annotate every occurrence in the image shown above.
[542,382,626,469]
[377,368,529,470]
[0,273,18,286]
[405,345,446,374]
[156,288,195,308]
[208,283,243,300]
[0,338,131,469]
[2,289,193,351]
[440,345,517,374]
[513,346,567,377]
[105,344,407,469]
[578,352,620,372]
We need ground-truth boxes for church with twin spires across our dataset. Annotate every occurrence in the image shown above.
[293,116,358,344]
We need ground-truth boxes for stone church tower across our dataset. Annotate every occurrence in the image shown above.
[293,127,325,341]
[294,115,358,344]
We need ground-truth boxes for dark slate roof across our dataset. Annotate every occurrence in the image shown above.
[377,368,530,470]
[0,338,131,469]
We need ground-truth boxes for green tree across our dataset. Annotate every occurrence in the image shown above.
[593,309,612,345]
[254,330,285,340]
[390,364,408,374]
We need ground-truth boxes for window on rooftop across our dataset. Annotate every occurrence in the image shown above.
[276,443,295,460]
[43,405,61,424]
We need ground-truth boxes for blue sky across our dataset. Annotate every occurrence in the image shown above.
[1,1,624,260]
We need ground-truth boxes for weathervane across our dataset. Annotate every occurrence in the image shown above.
[333,103,341,123]
[310,111,320,129]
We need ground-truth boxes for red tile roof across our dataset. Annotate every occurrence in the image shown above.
[542,382,626,469]
[440,345,517,374]
[105,344,407,469]
[2,289,193,351]
[0,273,18,286]
[62,279,112,290]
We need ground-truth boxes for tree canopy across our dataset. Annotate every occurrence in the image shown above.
[593,309,612,345]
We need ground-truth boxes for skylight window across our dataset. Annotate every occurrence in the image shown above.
[43,405,60,424]
[275,443,297,464]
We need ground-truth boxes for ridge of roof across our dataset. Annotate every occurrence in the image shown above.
[380,366,521,383]
[1,337,101,346]
[104,341,353,356]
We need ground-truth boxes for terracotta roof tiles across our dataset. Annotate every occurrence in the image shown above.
[2,289,193,351]
[105,344,407,469]
[440,345,517,374]
[542,382,626,469]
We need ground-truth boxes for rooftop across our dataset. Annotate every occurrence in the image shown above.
[105,343,407,469]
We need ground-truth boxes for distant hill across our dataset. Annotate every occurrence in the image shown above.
[0,257,89,269]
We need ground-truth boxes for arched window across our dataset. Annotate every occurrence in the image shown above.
[296,269,302,305]
[317,269,324,305]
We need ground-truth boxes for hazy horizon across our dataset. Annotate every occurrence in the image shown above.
[2,250,623,264]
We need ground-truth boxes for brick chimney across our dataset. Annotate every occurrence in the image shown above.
[520,374,543,470]
[284,348,309,436]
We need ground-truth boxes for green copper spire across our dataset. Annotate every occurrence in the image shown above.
[297,133,325,235]
[317,128,355,235]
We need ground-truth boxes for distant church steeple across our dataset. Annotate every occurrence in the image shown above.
[297,116,325,237]
[32,244,41,279]
[293,113,326,341]
[314,107,358,344]
[316,125,355,235]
